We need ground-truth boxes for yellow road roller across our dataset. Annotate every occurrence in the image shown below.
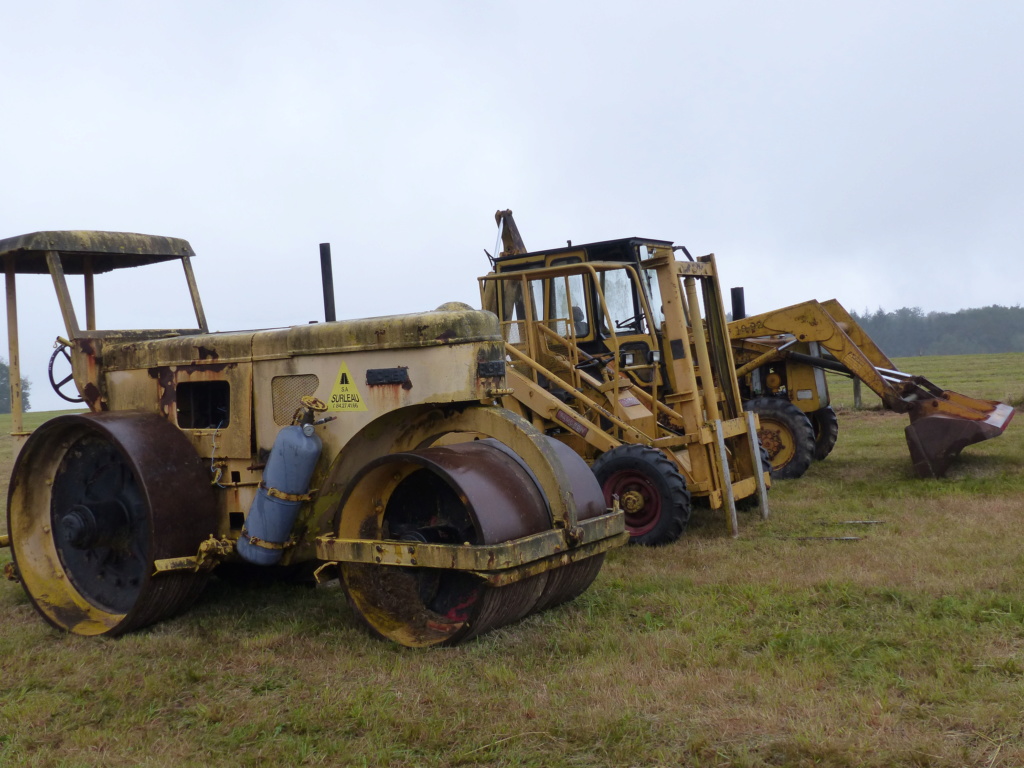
[0,231,626,647]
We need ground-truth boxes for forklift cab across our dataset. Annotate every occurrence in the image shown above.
[484,238,676,391]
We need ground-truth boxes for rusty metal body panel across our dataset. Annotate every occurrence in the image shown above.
[84,310,511,549]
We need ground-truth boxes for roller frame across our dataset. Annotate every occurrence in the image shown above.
[320,404,626,575]
[317,510,627,586]
[153,405,628,582]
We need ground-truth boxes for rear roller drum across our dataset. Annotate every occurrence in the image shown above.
[591,444,691,546]
[333,410,608,647]
[7,412,217,636]
[745,397,816,480]
[523,439,609,614]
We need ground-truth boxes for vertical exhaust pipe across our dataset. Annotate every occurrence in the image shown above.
[731,287,746,321]
[319,242,336,323]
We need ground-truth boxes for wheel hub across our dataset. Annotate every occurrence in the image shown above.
[757,426,786,460]
[59,500,131,550]
[620,490,646,513]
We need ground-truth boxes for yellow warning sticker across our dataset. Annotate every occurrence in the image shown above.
[328,362,367,412]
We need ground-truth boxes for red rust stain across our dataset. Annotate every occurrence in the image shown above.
[228,487,243,516]
[367,385,408,410]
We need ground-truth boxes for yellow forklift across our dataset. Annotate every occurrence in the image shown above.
[480,211,769,545]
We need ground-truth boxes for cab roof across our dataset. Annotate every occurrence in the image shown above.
[493,236,674,265]
[0,231,195,275]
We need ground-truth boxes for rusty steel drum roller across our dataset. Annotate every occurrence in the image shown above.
[328,405,608,647]
[337,439,606,647]
[7,412,217,636]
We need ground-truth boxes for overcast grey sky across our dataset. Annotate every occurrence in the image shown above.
[3,1,1022,411]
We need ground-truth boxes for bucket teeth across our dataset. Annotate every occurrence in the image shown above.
[905,403,1015,478]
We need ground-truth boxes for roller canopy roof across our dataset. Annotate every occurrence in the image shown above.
[0,231,195,275]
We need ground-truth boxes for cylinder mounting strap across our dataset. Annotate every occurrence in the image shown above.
[240,528,296,551]
[259,482,317,503]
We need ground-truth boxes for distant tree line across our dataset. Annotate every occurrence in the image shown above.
[0,359,31,413]
[849,305,1024,357]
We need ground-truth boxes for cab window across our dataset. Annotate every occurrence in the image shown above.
[549,259,588,337]
[600,269,644,335]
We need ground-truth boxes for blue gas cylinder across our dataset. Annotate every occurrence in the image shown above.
[237,424,322,566]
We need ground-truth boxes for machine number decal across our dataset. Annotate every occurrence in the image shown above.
[328,362,368,412]
[555,409,589,437]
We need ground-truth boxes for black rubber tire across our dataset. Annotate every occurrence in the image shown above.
[591,444,690,546]
[744,397,815,480]
[810,406,840,461]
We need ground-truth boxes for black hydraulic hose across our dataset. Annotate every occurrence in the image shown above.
[783,350,852,375]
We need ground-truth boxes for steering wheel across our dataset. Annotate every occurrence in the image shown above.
[575,352,614,371]
[49,344,85,403]
[614,314,642,332]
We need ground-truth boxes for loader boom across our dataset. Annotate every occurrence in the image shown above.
[729,298,1014,478]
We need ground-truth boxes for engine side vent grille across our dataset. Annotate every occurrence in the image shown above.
[272,374,320,425]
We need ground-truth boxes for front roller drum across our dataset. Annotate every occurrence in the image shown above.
[7,412,218,636]
[337,437,608,647]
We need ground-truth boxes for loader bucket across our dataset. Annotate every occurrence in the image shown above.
[905,399,1015,478]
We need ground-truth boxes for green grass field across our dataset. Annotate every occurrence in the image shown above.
[0,354,1021,767]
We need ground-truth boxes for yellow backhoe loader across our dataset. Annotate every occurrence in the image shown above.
[728,295,1015,478]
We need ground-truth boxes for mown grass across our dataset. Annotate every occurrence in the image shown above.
[0,355,1022,767]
